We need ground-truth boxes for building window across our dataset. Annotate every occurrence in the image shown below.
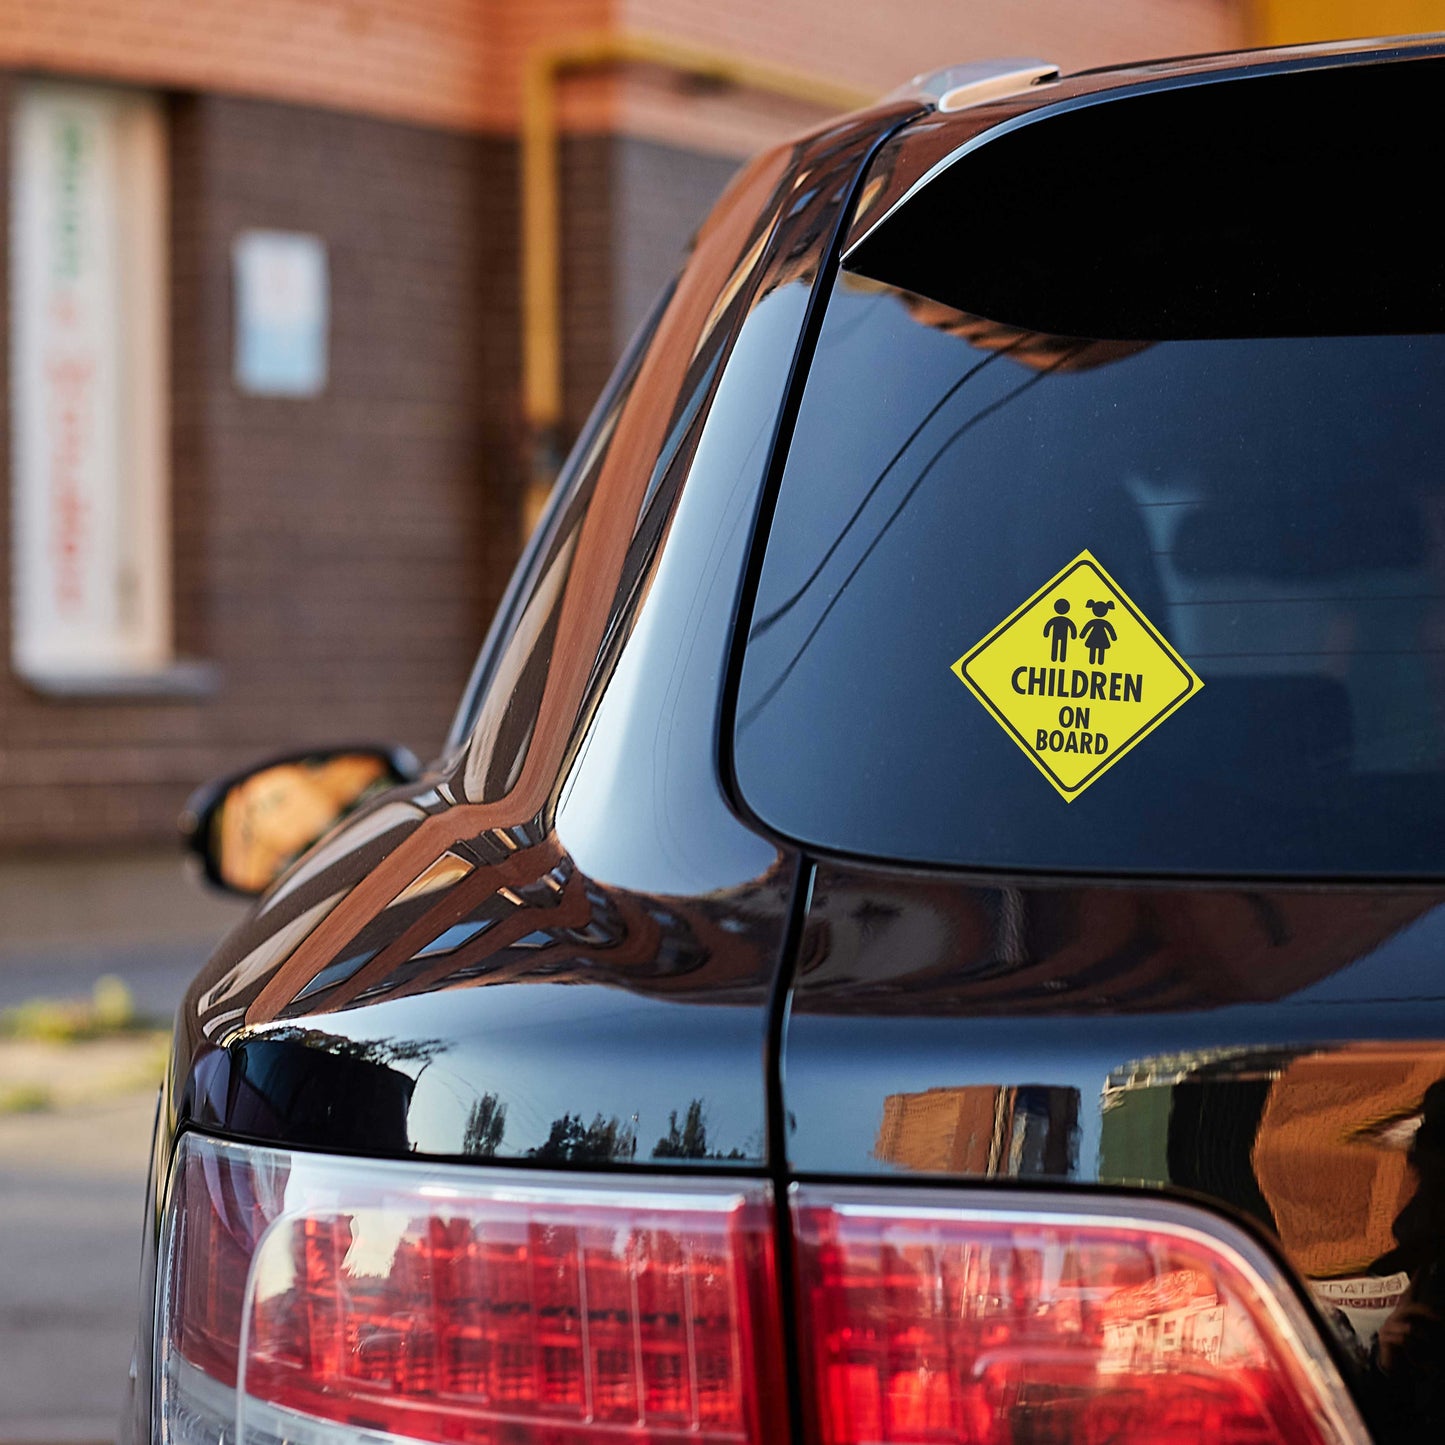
[9,80,173,690]
[233,229,329,398]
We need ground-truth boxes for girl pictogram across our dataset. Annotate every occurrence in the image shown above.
[1081,599,1117,666]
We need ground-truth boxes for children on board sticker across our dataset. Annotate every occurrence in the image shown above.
[952,551,1204,801]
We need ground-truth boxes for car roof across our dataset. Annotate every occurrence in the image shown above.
[902,27,1445,100]
[847,32,1445,256]
[1069,27,1445,82]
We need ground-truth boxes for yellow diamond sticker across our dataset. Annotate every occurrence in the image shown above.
[951,550,1202,801]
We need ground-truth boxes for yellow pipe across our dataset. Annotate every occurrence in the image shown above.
[521,31,872,515]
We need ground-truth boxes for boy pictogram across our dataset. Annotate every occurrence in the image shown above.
[1082,599,1117,665]
[1042,598,1076,663]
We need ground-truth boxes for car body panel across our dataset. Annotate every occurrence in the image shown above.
[783,864,1445,1409]
[163,107,914,1163]
[786,862,1445,1186]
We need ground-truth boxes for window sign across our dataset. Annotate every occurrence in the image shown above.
[9,82,171,684]
[233,230,329,397]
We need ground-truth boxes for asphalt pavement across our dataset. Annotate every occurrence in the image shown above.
[1,1094,158,1442]
[0,851,242,1018]
[0,850,244,1444]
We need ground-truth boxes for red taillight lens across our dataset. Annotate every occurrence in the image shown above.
[791,1188,1364,1445]
[158,1135,783,1445]
[159,1138,1366,1445]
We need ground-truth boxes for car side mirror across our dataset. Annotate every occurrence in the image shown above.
[181,745,421,897]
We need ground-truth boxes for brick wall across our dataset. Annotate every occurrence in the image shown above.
[612,0,1248,157]
[0,0,622,133]
[558,136,617,440]
[0,0,496,132]
[625,0,1244,83]
[0,0,1251,148]
[0,87,521,846]
[555,135,738,440]
[611,139,739,354]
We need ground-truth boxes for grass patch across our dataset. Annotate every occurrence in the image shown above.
[0,1082,54,1114]
[0,975,142,1043]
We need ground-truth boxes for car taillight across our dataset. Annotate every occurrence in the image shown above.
[157,1136,1367,1445]
[791,1187,1367,1445]
[157,1134,783,1445]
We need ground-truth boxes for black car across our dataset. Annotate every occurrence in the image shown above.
[130,36,1445,1445]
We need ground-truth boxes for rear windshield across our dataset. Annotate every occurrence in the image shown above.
[732,275,1445,876]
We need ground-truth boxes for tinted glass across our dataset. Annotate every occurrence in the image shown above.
[733,276,1445,875]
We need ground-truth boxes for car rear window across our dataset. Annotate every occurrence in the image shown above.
[732,274,1445,875]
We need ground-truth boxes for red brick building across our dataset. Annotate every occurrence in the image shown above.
[0,0,1419,846]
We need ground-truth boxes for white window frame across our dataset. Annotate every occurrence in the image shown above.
[9,80,173,689]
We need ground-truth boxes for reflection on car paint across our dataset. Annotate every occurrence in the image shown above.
[787,859,1445,1405]
[168,113,907,1189]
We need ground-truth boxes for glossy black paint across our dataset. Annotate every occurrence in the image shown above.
[786,864,1445,1178]
[126,39,1445,1445]
[784,864,1445,1436]
[179,842,796,1164]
